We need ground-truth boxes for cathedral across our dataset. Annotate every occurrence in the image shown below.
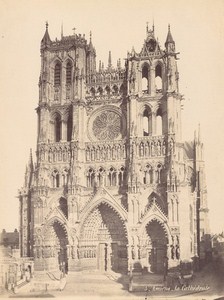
[18,23,210,275]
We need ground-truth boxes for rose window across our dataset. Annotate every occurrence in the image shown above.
[92,111,121,140]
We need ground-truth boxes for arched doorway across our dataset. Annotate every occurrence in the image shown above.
[43,220,69,273]
[79,202,128,274]
[144,220,168,273]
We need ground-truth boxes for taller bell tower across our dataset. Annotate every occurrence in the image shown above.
[125,24,195,270]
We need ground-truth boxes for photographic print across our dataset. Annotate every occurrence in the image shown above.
[0,0,224,299]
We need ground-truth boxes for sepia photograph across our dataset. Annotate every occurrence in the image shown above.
[0,0,224,299]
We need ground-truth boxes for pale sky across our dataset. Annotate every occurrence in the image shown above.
[0,0,224,234]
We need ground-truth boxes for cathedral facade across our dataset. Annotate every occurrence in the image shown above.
[18,23,209,274]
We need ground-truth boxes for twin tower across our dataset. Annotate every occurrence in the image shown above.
[18,23,209,274]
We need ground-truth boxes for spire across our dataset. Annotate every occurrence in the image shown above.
[108,51,112,69]
[194,129,197,144]
[28,148,34,172]
[99,60,102,72]
[166,24,174,42]
[198,123,201,144]
[117,58,121,69]
[41,21,52,50]
[61,22,63,39]
[88,30,95,54]
[24,149,33,188]
[90,30,92,43]
[165,24,175,52]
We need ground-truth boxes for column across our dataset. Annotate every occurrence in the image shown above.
[61,120,67,141]
[150,67,155,96]
[107,243,112,271]
[152,112,157,135]
[176,200,179,223]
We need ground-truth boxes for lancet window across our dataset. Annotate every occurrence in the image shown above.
[105,86,110,95]
[143,164,153,184]
[155,63,162,92]
[156,108,163,136]
[142,64,149,93]
[52,170,60,188]
[97,167,105,187]
[66,61,72,85]
[108,167,116,186]
[143,108,152,136]
[112,85,118,95]
[55,114,62,142]
[118,166,125,185]
[156,163,163,184]
[62,169,69,186]
[54,62,61,86]
[67,114,72,142]
[87,168,95,187]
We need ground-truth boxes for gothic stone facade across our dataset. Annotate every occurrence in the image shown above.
[18,24,209,274]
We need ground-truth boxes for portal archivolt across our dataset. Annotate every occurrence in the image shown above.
[79,202,128,273]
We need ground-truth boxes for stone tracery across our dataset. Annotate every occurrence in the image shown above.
[19,24,209,276]
[93,111,121,141]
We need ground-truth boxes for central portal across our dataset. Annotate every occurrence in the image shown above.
[80,203,128,273]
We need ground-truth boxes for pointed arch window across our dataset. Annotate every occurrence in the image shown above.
[52,170,60,188]
[90,87,95,97]
[98,167,105,187]
[118,166,125,185]
[67,114,72,142]
[56,174,60,187]
[97,86,103,96]
[66,61,72,85]
[54,63,61,86]
[112,85,118,95]
[155,64,162,92]
[142,65,149,93]
[62,169,69,186]
[109,167,116,186]
[156,163,163,184]
[55,114,62,142]
[143,108,152,136]
[156,108,163,136]
[105,86,110,95]
[143,164,153,184]
[87,168,95,187]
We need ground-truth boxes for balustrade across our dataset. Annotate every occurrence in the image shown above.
[86,94,121,103]
[37,142,77,163]
[85,141,126,162]
[136,136,166,158]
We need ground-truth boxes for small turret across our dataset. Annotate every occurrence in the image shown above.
[88,31,95,54]
[41,22,52,50]
[165,24,175,53]
[28,148,34,173]
[23,149,34,189]
[87,31,96,75]
[99,60,102,72]
[108,51,112,69]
